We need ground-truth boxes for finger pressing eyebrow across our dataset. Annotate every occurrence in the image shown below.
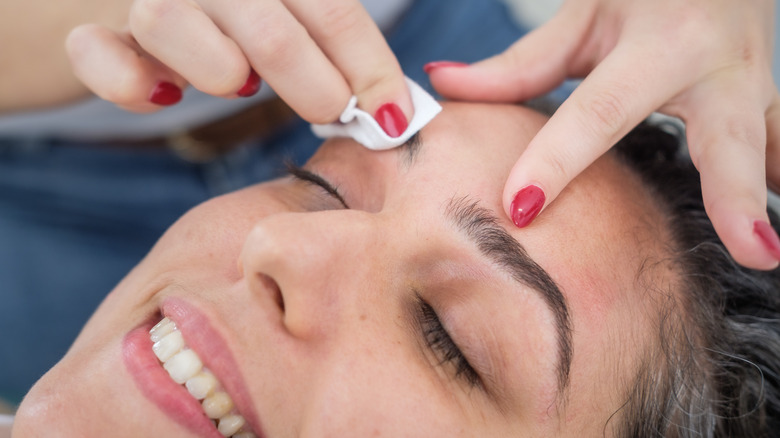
[445,196,573,397]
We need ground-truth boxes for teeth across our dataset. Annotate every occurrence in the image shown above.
[164,349,203,384]
[217,414,246,436]
[152,330,185,362]
[150,317,177,342]
[203,391,234,419]
[151,318,251,437]
[186,370,219,400]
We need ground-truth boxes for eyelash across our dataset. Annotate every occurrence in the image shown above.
[286,163,349,208]
[416,294,482,389]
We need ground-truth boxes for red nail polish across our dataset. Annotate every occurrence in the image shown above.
[423,61,469,74]
[237,70,261,97]
[149,82,182,106]
[510,185,545,228]
[374,103,408,138]
[754,220,780,261]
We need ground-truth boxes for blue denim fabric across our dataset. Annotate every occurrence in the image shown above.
[0,0,528,402]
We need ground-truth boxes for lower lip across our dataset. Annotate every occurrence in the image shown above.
[123,321,223,438]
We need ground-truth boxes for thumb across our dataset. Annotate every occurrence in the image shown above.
[427,1,592,102]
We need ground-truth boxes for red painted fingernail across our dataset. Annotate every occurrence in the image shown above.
[374,103,408,138]
[149,82,182,106]
[237,70,261,97]
[423,61,469,74]
[754,220,780,261]
[510,185,545,228]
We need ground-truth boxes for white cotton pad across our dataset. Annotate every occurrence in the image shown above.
[311,77,442,151]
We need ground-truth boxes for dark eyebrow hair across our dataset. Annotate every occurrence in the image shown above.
[445,196,573,396]
[401,132,423,167]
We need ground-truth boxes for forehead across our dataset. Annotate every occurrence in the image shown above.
[353,101,670,330]
[352,103,549,215]
[392,102,665,263]
[419,102,548,180]
[407,102,671,347]
[310,102,668,286]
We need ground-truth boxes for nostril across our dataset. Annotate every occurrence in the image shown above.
[257,273,284,312]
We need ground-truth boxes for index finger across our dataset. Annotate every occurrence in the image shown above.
[282,0,413,120]
[503,39,693,226]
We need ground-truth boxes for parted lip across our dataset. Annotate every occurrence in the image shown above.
[123,297,264,437]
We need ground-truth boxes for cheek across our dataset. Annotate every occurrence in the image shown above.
[145,187,292,280]
[298,339,466,436]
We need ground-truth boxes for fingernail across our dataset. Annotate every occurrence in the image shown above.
[754,220,780,261]
[237,70,261,97]
[510,185,545,228]
[423,61,468,74]
[149,82,182,106]
[374,103,408,138]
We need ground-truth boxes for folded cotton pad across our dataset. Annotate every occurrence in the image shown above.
[311,77,442,151]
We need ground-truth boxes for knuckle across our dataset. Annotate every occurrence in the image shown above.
[663,6,719,60]
[244,17,298,68]
[316,4,367,40]
[725,36,772,75]
[736,43,758,68]
[64,25,95,60]
[130,0,177,33]
[672,4,715,38]
[696,116,766,166]
[539,148,576,184]
[576,87,629,141]
[723,118,765,152]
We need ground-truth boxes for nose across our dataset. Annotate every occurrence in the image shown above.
[239,209,383,340]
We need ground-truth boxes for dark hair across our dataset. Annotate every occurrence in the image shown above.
[610,122,780,437]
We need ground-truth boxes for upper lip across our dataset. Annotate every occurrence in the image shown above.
[162,297,264,437]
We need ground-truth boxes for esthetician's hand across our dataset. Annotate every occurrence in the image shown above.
[427,0,780,270]
[65,0,412,136]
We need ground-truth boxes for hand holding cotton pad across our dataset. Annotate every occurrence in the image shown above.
[312,77,442,151]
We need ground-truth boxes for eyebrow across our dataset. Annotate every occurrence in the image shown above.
[400,132,423,167]
[396,132,573,394]
[445,197,573,396]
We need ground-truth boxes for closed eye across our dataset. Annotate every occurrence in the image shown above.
[286,163,349,209]
[415,292,482,389]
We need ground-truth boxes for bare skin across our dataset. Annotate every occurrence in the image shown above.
[14,103,679,437]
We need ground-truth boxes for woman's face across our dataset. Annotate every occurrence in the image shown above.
[15,103,673,437]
